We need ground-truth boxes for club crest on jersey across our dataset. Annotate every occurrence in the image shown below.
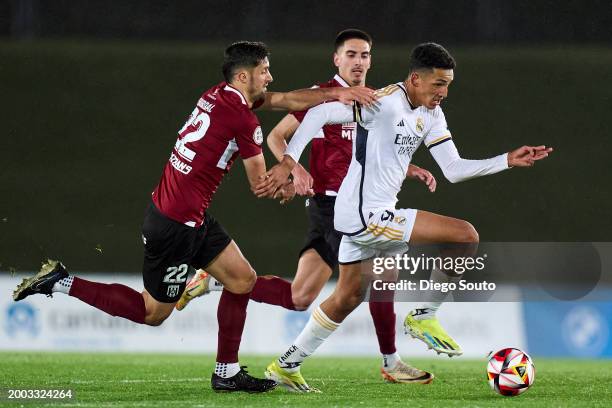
[167,284,180,298]
[416,117,425,133]
[253,126,263,145]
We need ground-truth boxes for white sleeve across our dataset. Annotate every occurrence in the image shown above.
[429,139,510,183]
[424,107,451,147]
[284,101,355,163]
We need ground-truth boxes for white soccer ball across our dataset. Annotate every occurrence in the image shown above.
[487,347,535,396]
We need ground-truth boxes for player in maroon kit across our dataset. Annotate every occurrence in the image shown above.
[176,30,437,385]
[12,41,376,393]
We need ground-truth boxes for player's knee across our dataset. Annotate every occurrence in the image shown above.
[144,310,171,327]
[229,268,256,294]
[145,316,165,327]
[455,220,479,243]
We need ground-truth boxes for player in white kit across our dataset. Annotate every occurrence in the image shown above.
[256,42,552,392]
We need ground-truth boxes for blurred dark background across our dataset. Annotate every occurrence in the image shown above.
[1,0,611,274]
[3,0,612,44]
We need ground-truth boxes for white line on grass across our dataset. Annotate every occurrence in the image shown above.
[70,377,206,384]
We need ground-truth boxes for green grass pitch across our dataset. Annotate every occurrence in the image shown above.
[2,353,611,407]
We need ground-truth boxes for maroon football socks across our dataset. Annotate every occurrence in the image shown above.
[216,289,250,363]
[250,275,296,310]
[369,301,397,355]
[68,277,146,324]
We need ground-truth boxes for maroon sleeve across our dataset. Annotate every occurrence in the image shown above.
[235,113,263,160]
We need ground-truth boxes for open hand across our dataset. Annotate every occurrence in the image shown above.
[333,86,377,107]
[508,145,553,167]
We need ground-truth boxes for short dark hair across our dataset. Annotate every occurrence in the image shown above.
[408,42,456,73]
[334,29,372,51]
[222,41,270,83]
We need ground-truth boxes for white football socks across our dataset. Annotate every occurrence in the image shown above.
[277,306,340,372]
[215,362,240,378]
[415,267,462,320]
[52,275,74,294]
[382,352,401,369]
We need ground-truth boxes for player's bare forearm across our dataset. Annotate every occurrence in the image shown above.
[266,114,314,196]
[267,129,289,162]
[278,88,330,111]
[263,89,333,111]
[242,154,268,195]
[266,114,299,162]
[260,86,376,111]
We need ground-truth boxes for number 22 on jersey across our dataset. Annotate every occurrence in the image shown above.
[175,107,211,162]
[174,106,238,171]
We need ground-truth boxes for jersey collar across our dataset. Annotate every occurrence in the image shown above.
[397,82,417,110]
[224,84,247,105]
[334,74,350,88]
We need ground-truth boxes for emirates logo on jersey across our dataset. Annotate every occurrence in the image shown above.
[253,126,263,145]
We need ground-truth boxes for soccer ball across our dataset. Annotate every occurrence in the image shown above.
[487,347,535,396]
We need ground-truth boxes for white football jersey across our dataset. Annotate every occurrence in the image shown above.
[285,81,509,236]
[335,82,451,234]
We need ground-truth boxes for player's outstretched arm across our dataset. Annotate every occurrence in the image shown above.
[255,101,355,198]
[430,140,553,183]
[266,114,314,196]
[407,164,437,192]
[258,86,376,111]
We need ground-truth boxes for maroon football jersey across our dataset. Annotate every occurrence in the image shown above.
[152,82,264,226]
[291,75,356,195]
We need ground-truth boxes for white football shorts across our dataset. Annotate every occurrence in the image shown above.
[338,208,417,264]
